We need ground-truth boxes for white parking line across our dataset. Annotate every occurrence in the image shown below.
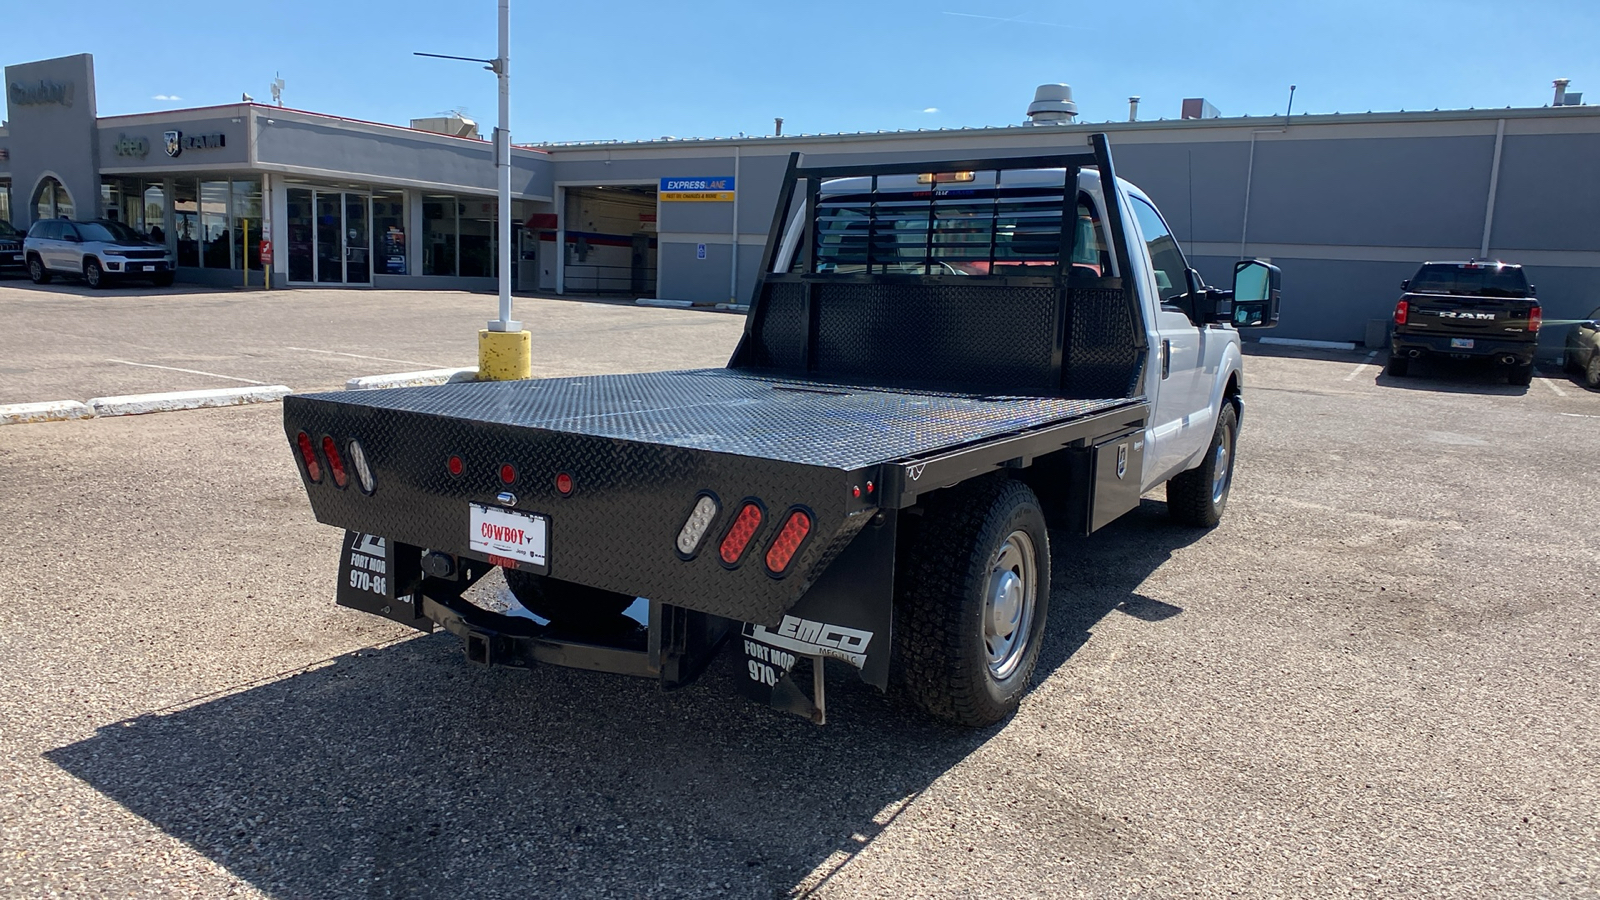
[106,358,267,385]
[286,347,448,368]
[1536,372,1567,397]
[1343,351,1379,382]
[1560,412,1600,419]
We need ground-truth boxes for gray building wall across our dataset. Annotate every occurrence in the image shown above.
[97,113,249,171]
[4,54,99,228]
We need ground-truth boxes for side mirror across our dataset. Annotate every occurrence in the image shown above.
[1529,284,1537,296]
[1401,279,1410,291]
[1231,259,1281,328]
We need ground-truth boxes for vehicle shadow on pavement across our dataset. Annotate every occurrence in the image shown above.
[1372,364,1532,395]
[45,502,1198,900]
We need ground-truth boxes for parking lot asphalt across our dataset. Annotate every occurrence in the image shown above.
[0,287,1597,898]
[0,279,745,404]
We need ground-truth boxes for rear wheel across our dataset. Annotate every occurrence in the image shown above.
[27,256,51,284]
[892,477,1050,728]
[1167,403,1238,528]
[1385,354,1410,377]
[502,569,634,630]
[1507,362,1534,386]
[84,258,106,289]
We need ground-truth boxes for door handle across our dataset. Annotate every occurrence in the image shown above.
[1161,340,1172,379]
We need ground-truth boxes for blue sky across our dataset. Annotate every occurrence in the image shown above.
[6,0,1596,142]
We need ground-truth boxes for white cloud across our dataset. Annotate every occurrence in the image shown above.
[151,94,183,101]
[923,107,939,113]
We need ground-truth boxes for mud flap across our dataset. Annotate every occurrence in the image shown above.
[736,511,897,722]
[334,531,430,632]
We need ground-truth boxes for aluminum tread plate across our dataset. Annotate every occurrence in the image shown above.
[298,369,1140,471]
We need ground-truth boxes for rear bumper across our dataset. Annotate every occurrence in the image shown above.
[1392,332,1536,364]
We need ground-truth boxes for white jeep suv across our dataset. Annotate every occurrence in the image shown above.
[24,218,176,288]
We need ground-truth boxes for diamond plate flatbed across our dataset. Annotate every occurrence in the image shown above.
[284,368,1147,625]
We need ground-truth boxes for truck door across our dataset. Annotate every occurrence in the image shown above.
[1124,192,1213,483]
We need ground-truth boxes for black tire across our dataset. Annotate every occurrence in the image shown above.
[1586,354,1600,391]
[1167,403,1239,528]
[1385,354,1410,377]
[27,256,51,285]
[502,569,634,629]
[84,258,106,289]
[152,272,175,288]
[1507,362,1534,386]
[892,476,1051,728]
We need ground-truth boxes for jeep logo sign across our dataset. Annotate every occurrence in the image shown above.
[9,79,74,107]
[113,134,149,158]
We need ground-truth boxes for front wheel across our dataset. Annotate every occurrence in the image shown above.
[28,257,51,284]
[84,258,106,289]
[892,477,1051,727]
[1167,403,1239,528]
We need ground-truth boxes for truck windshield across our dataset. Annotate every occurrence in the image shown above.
[1409,264,1530,297]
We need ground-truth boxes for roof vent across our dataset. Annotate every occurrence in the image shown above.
[409,113,479,139]
[1024,84,1077,125]
[1182,97,1221,119]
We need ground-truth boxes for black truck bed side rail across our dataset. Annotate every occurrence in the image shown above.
[730,133,1148,401]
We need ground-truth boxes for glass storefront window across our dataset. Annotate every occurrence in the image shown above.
[231,179,263,270]
[286,188,314,282]
[0,181,11,226]
[100,183,119,223]
[201,180,230,268]
[422,194,457,276]
[143,183,167,244]
[35,177,74,221]
[173,179,199,266]
[373,190,406,275]
[459,198,495,278]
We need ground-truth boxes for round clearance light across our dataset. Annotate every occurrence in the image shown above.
[675,493,720,557]
[500,463,517,485]
[555,472,574,496]
[321,435,348,489]
[447,455,464,476]
[347,440,375,494]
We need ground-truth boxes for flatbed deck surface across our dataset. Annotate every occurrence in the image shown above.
[302,369,1142,471]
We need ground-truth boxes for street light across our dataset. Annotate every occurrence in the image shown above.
[415,0,530,380]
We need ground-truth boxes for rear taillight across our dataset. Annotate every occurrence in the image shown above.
[1394,299,1409,325]
[347,440,375,494]
[764,509,813,575]
[719,502,764,566]
[321,436,348,489]
[1528,306,1541,333]
[675,494,720,557]
[295,431,321,482]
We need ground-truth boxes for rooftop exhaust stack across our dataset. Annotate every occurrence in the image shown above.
[1182,97,1221,119]
[1128,96,1141,122]
[774,117,783,136]
[1554,78,1570,106]
[1024,84,1077,126]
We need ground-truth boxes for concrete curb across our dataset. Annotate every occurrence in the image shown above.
[635,298,694,308]
[345,367,478,391]
[89,385,293,417]
[1258,337,1360,351]
[0,400,95,425]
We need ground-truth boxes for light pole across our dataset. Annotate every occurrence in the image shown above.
[415,0,531,380]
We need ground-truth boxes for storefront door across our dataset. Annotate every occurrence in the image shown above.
[289,188,372,285]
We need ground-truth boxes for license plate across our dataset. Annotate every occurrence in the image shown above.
[469,503,548,567]
[138,264,151,272]
[1450,338,1475,349]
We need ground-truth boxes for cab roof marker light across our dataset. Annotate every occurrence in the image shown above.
[675,494,720,557]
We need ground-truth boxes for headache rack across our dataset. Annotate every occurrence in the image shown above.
[731,132,1149,401]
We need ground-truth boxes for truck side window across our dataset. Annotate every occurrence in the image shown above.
[1128,196,1188,306]
[1070,193,1110,277]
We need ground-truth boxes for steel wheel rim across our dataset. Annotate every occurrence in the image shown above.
[1211,416,1236,504]
[984,530,1037,680]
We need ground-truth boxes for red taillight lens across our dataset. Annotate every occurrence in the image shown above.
[500,464,516,484]
[321,436,348,488]
[1528,306,1541,333]
[555,472,573,496]
[296,431,321,482]
[719,502,764,565]
[764,509,812,575]
[447,455,463,476]
[1394,299,1409,325]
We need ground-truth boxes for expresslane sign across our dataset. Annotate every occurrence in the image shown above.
[659,176,735,202]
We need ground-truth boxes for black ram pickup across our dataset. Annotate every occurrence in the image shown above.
[1387,259,1541,385]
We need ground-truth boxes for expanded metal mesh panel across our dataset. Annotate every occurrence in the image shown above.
[295,369,1133,471]
[809,282,1058,394]
[1063,286,1140,399]
[747,281,806,370]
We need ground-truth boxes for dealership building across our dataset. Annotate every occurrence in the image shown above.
[3,52,1598,344]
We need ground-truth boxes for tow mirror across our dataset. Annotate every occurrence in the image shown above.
[1231,259,1281,328]
[1401,279,1410,291]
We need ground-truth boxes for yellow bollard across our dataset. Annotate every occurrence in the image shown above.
[477,329,532,381]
